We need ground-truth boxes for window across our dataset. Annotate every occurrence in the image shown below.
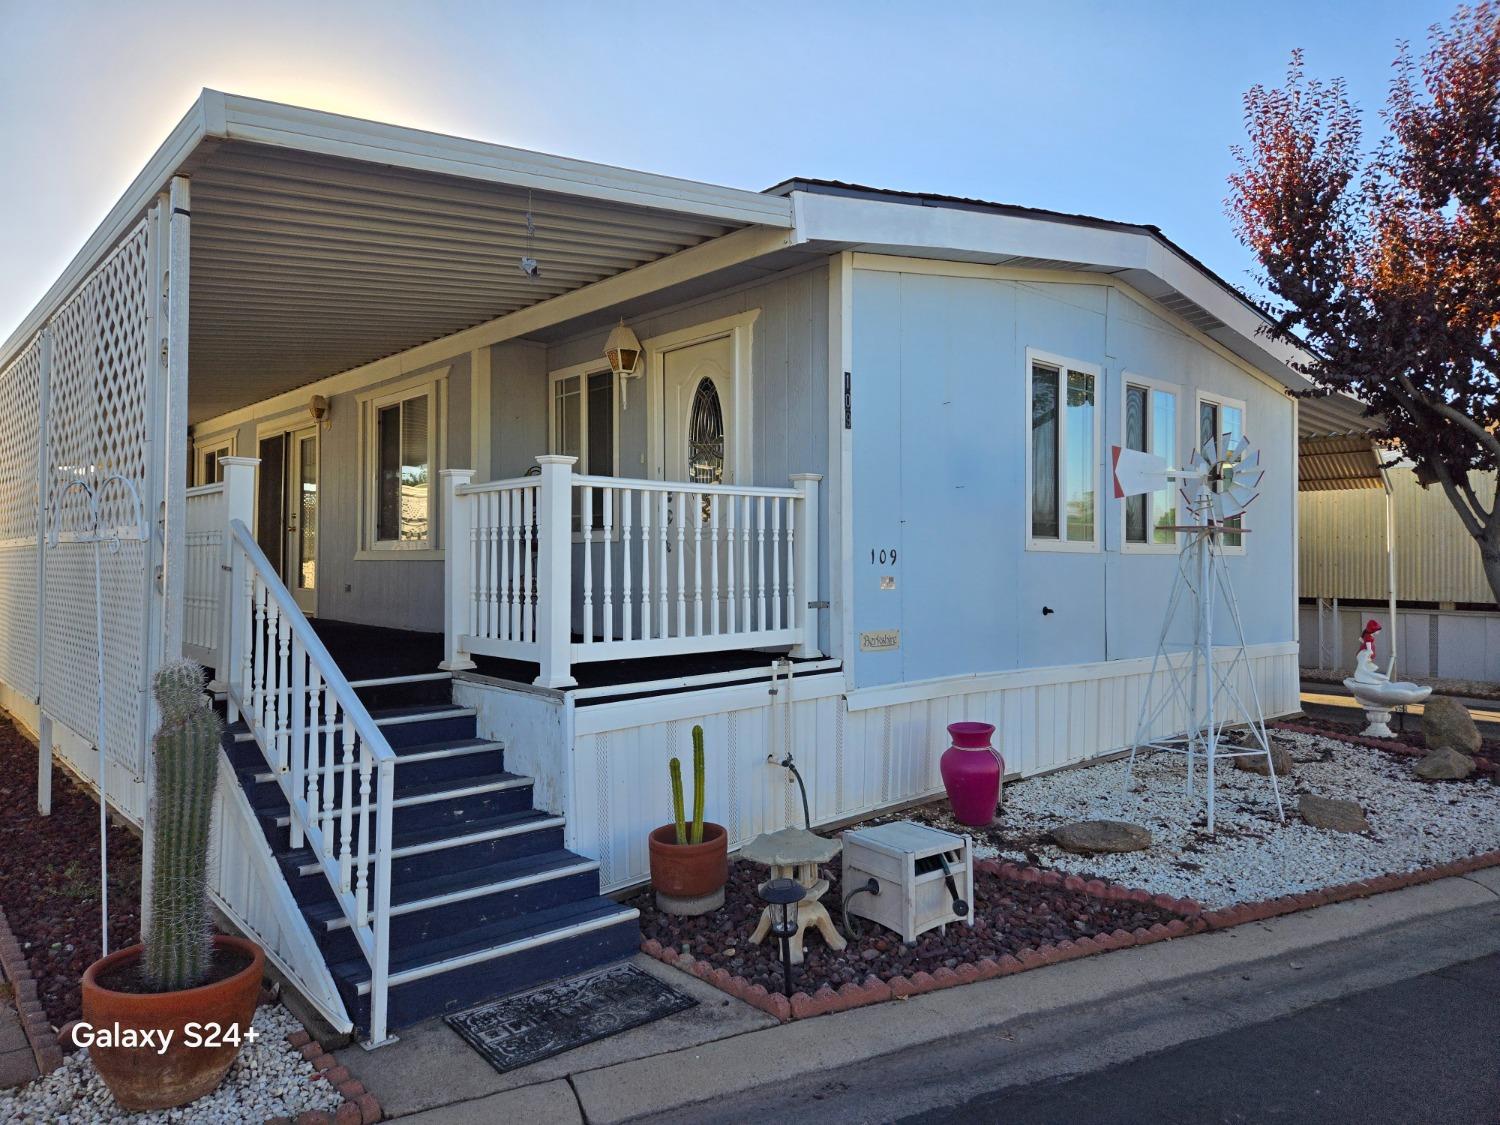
[1198,393,1245,549]
[550,366,617,530]
[1027,352,1099,549]
[1123,379,1178,549]
[359,373,445,557]
[195,437,233,486]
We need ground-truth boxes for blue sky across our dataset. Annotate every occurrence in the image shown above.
[0,0,1458,334]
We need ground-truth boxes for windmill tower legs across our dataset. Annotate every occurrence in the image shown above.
[1123,516,1284,833]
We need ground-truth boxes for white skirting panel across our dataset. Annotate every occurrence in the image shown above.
[569,645,1301,892]
[207,753,351,1033]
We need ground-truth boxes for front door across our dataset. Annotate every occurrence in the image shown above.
[286,426,319,615]
[661,336,733,633]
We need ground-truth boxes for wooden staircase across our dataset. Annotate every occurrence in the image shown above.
[224,669,639,1035]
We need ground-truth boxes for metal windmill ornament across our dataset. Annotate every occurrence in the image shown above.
[1111,432,1283,833]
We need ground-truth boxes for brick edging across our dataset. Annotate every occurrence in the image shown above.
[0,906,62,1075]
[639,860,1204,1022]
[272,1030,382,1125]
[640,849,1500,1021]
[1269,721,1498,775]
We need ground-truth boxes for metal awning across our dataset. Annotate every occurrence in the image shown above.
[0,91,794,423]
[1299,434,1388,492]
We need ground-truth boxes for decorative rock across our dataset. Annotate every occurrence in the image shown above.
[1422,697,1482,756]
[1234,741,1293,777]
[1298,794,1370,834]
[1413,746,1476,781]
[1050,820,1152,855]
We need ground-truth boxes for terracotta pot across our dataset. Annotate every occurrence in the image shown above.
[648,821,728,900]
[81,934,265,1111]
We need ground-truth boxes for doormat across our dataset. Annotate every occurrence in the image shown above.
[445,963,697,1073]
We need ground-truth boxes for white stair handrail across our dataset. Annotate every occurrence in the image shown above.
[225,518,397,1046]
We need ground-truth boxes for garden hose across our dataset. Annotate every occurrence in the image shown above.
[840,877,880,940]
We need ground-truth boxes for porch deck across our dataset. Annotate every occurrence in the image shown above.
[310,618,830,693]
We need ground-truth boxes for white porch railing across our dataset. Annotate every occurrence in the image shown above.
[443,457,821,687]
[183,482,226,678]
[221,462,395,1045]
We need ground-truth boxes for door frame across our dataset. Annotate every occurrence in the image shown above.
[644,308,759,484]
[254,418,321,616]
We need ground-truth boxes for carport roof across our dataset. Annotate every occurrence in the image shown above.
[1,91,793,420]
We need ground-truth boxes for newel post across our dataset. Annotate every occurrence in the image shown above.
[790,473,823,659]
[534,455,578,688]
[440,469,478,671]
[219,457,259,713]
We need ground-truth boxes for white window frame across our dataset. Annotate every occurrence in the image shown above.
[1195,389,1248,555]
[1025,347,1102,553]
[195,433,235,486]
[356,370,448,560]
[1119,372,1181,555]
[547,360,620,478]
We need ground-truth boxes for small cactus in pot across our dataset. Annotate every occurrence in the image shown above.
[649,724,727,914]
[82,660,266,1110]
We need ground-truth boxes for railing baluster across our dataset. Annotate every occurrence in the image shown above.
[691,492,704,636]
[322,672,337,843]
[581,484,594,645]
[640,488,653,639]
[744,498,756,630]
[785,496,797,639]
[356,744,373,927]
[770,497,782,632]
[726,493,737,634]
[306,665,323,845]
[602,488,614,643]
[756,496,767,632]
[277,609,291,771]
[674,491,687,638]
[289,643,306,850]
[709,495,720,636]
[339,716,356,897]
[521,488,534,642]
[498,490,512,642]
[657,491,670,639]
[621,489,633,642]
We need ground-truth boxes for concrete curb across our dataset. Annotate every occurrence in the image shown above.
[276,1029,383,1125]
[0,906,61,1076]
[640,860,1204,1022]
[641,848,1500,1022]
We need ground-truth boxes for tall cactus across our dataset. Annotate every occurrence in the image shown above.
[690,725,706,845]
[143,660,223,993]
[669,756,687,845]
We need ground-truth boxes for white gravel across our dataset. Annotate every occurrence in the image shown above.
[0,1003,342,1124]
[972,731,1500,909]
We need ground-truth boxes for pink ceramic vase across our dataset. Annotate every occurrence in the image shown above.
[940,721,1002,826]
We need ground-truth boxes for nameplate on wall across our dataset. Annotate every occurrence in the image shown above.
[860,630,900,652]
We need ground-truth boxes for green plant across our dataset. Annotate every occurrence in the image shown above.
[667,725,708,845]
[143,660,223,992]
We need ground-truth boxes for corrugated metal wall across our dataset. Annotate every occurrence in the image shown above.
[1299,468,1497,605]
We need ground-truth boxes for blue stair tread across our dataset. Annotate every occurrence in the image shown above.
[300,848,596,925]
[329,897,636,985]
[368,704,473,722]
[281,808,560,871]
[388,737,500,759]
[386,769,527,802]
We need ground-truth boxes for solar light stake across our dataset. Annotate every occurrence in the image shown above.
[760,876,806,998]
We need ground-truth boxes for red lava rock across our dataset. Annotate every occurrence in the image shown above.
[0,715,144,1030]
[633,855,1187,1001]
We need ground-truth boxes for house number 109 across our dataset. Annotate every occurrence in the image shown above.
[870,548,897,565]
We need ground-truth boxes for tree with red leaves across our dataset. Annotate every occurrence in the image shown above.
[1229,4,1500,600]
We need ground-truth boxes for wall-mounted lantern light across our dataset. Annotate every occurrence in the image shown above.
[605,319,643,408]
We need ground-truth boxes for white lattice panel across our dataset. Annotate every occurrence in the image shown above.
[40,222,153,777]
[0,339,42,698]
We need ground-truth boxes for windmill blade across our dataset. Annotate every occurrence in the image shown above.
[1210,493,1231,522]
[1220,483,1259,518]
[1203,434,1221,465]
